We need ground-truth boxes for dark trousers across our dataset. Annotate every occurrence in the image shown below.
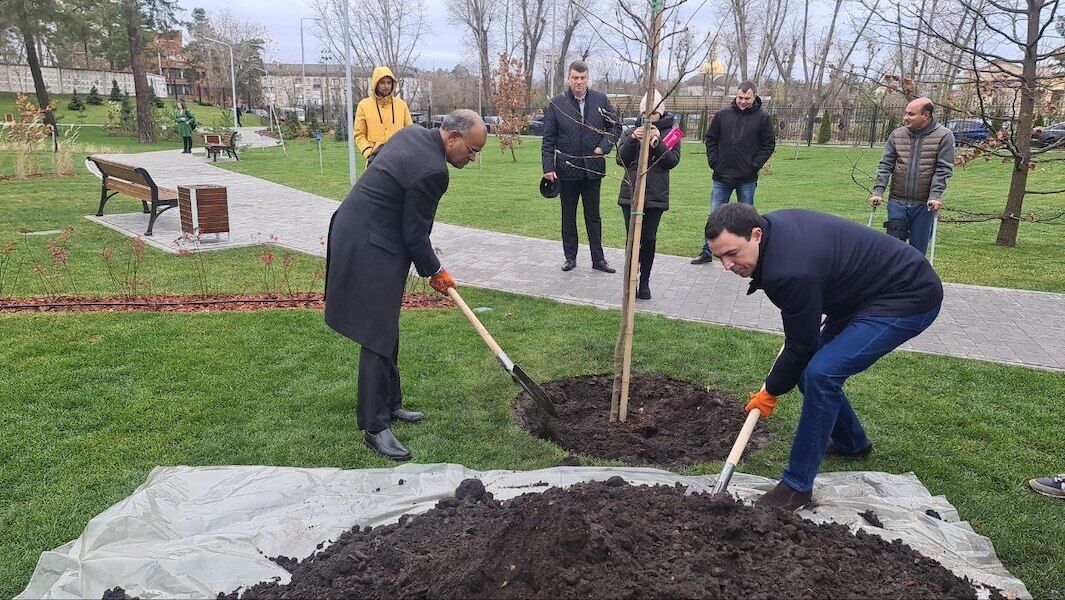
[358,339,402,433]
[620,205,664,282]
[560,178,605,263]
[182,136,192,153]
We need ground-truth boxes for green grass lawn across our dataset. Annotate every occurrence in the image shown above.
[0,92,263,127]
[220,136,1065,293]
[0,131,325,299]
[1,292,1062,597]
[1,127,1063,597]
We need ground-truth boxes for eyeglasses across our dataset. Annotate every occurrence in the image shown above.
[461,135,481,158]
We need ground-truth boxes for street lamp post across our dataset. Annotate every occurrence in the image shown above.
[300,17,318,110]
[343,0,356,184]
[251,65,286,155]
[202,36,238,130]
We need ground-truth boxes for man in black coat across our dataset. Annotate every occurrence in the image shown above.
[325,109,488,461]
[542,60,622,273]
[691,81,776,265]
[706,204,943,511]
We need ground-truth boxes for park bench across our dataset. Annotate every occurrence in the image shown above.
[203,130,239,162]
[87,155,178,237]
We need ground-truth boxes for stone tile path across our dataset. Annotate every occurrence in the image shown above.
[85,150,1065,372]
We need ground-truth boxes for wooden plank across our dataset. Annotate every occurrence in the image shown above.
[105,179,153,201]
[93,158,148,187]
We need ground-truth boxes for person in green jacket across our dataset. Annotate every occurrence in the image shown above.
[175,101,197,153]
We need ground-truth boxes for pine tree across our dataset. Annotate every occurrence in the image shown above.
[109,79,122,102]
[120,92,134,128]
[334,111,347,141]
[87,85,103,105]
[67,89,85,111]
[817,109,832,144]
[148,85,164,108]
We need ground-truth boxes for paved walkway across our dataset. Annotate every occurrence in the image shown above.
[85,150,1065,372]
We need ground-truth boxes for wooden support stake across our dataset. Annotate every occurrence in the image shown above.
[611,5,664,423]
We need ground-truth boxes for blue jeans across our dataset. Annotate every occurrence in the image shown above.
[701,180,757,254]
[781,305,941,492]
[887,200,937,256]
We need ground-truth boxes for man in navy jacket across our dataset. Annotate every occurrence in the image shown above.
[706,204,943,510]
[542,60,622,273]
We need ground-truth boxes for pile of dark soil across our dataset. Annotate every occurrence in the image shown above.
[513,373,769,467]
[0,292,450,314]
[200,479,991,599]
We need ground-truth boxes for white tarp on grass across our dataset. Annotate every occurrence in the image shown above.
[18,464,1030,599]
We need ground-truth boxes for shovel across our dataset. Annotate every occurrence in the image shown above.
[711,328,805,495]
[447,288,559,417]
[711,406,762,495]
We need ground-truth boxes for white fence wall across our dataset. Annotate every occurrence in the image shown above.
[0,64,168,98]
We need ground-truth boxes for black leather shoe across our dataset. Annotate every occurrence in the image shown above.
[636,281,651,299]
[390,408,424,423]
[755,481,813,512]
[592,261,616,273]
[826,441,873,458]
[562,260,576,271]
[691,251,713,265]
[364,428,411,461]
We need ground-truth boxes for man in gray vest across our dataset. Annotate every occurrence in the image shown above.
[870,97,955,256]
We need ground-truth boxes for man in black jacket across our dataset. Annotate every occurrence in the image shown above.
[692,81,776,265]
[706,204,943,510]
[542,60,622,273]
[324,109,487,461]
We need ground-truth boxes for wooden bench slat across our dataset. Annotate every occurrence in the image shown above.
[93,159,148,187]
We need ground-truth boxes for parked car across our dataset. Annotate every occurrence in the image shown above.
[484,115,503,133]
[621,117,639,138]
[945,119,989,145]
[410,112,429,127]
[527,118,545,136]
[429,114,447,128]
[1033,121,1065,148]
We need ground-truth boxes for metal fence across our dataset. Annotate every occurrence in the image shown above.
[670,105,909,147]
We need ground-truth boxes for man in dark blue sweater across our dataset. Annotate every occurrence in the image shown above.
[706,204,943,510]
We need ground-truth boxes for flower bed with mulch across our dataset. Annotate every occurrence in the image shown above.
[0,292,451,314]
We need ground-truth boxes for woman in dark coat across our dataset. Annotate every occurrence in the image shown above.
[174,101,196,153]
[617,90,681,299]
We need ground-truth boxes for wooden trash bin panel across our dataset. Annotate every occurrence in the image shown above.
[178,185,230,236]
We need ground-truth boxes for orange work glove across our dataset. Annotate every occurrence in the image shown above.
[746,389,778,419]
[429,268,457,295]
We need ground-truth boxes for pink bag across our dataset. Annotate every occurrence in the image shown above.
[661,127,683,149]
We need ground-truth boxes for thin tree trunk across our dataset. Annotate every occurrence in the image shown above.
[123,0,155,143]
[996,0,1040,247]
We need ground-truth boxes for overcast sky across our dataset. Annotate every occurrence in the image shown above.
[175,0,463,68]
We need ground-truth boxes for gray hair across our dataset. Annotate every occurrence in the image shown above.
[440,109,484,135]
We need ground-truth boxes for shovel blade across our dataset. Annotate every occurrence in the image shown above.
[511,364,558,417]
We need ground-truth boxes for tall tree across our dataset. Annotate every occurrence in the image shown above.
[519,0,549,100]
[445,0,497,113]
[119,0,180,143]
[890,0,1064,246]
[552,0,591,98]
[313,0,429,82]
[6,0,59,150]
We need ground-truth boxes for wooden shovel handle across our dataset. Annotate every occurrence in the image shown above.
[725,408,761,467]
[447,287,505,358]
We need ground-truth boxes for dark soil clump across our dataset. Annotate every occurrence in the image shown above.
[860,510,885,528]
[213,479,992,599]
[513,373,769,467]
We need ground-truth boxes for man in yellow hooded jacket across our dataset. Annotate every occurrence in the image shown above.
[354,67,414,161]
